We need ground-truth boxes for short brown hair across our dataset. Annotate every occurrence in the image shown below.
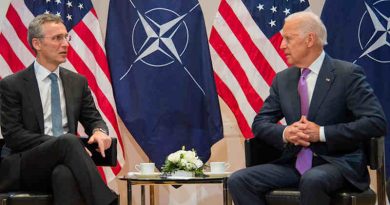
[27,14,64,52]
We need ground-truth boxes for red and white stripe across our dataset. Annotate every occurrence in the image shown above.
[209,0,288,138]
[0,0,124,186]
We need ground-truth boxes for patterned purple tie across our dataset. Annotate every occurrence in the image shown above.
[295,68,312,175]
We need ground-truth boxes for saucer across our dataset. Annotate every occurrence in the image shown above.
[167,176,194,180]
[127,172,161,178]
[204,172,231,177]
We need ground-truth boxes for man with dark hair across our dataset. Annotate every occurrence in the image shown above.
[228,11,387,205]
[0,14,117,205]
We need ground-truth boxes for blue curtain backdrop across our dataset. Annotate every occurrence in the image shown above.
[321,0,390,175]
[105,0,223,168]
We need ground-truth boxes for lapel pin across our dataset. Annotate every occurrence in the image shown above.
[326,78,330,82]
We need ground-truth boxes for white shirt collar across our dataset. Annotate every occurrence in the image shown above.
[306,50,325,75]
[34,60,60,81]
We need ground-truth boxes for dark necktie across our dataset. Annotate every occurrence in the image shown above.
[295,68,312,175]
[49,73,63,137]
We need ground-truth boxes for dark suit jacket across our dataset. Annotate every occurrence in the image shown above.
[252,55,387,190]
[0,64,108,191]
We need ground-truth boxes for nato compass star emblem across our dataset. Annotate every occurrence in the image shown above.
[131,9,188,67]
[121,0,205,95]
[356,0,390,63]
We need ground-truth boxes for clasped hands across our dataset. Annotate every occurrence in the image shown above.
[84,131,112,158]
[284,116,320,147]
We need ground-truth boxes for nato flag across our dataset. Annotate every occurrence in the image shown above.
[105,0,223,168]
[321,0,390,175]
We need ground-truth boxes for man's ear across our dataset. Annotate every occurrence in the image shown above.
[306,32,316,47]
[31,38,41,51]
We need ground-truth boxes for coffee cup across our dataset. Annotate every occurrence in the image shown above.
[210,162,230,173]
[135,163,155,175]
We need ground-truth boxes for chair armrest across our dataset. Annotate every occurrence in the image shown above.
[245,138,282,167]
[80,137,117,167]
[366,136,386,205]
[367,136,384,170]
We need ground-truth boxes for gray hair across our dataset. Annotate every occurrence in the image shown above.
[27,14,64,52]
[285,11,328,46]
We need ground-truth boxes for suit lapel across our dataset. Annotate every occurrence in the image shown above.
[60,68,76,134]
[308,55,335,120]
[23,65,45,133]
[286,67,302,122]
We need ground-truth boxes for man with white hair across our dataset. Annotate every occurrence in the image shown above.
[228,11,387,205]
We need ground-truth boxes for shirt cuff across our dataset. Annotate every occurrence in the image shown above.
[282,127,288,143]
[93,127,108,135]
[320,126,326,142]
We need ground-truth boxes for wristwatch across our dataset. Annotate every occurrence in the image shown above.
[93,127,108,135]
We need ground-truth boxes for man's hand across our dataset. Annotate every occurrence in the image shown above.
[300,116,320,143]
[284,120,310,147]
[284,116,321,146]
[87,129,112,158]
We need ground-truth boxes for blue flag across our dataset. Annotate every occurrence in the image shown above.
[321,0,390,175]
[105,0,223,168]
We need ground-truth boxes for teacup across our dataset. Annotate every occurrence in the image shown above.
[210,162,230,173]
[135,163,155,175]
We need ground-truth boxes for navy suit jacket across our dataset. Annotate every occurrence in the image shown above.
[252,55,387,190]
[0,64,108,191]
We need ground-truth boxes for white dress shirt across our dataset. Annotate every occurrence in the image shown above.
[282,51,327,142]
[34,61,69,136]
[306,51,326,142]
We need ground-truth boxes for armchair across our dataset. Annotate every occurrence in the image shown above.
[0,137,117,205]
[245,136,386,205]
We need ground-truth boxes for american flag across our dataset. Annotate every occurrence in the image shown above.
[209,0,309,138]
[0,0,125,187]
